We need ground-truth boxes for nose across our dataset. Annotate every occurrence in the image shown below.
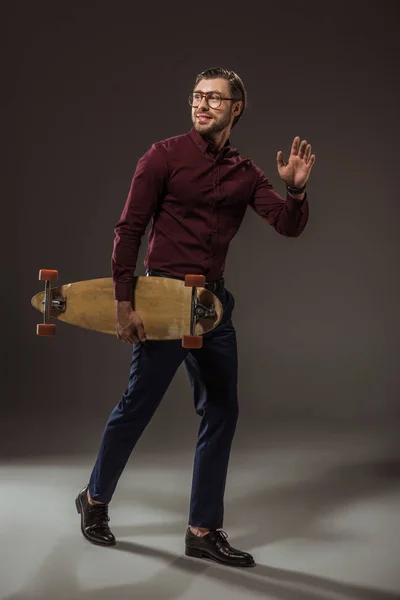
[198,96,209,110]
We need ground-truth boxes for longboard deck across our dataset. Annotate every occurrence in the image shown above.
[31,276,223,340]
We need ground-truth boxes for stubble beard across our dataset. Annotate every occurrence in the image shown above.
[193,109,232,137]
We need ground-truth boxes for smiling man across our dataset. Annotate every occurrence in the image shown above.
[75,67,316,568]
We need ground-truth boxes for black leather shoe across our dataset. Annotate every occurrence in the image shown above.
[75,486,116,546]
[185,528,255,567]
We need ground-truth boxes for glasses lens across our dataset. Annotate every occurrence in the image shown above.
[189,93,201,107]
[207,93,221,108]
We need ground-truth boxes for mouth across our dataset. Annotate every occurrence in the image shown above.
[196,114,212,123]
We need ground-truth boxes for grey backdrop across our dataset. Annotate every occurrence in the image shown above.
[3,1,399,457]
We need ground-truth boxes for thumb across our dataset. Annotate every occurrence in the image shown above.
[277,151,285,168]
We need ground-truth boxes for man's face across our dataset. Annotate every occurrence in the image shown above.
[191,78,237,136]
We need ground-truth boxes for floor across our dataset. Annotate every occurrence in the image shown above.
[1,427,399,600]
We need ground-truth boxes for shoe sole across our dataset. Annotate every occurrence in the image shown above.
[185,545,256,567]
[75,495,116,547]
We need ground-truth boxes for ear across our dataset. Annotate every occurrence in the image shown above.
[233,100,243,116]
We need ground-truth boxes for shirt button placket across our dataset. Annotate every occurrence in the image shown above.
[210,164,220,261]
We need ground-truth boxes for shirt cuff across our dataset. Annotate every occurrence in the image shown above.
[113,281,133,301]
[286,191,307,207]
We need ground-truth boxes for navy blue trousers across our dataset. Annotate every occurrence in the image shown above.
[88,287,238,529]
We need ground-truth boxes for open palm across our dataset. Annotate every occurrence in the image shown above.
[277,137,316,188]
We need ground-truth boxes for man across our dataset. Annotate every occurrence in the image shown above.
[75,67,315,568]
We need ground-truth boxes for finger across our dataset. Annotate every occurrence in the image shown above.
[120,325,136,344]
[308,154,316,169]
[136,321,147,342]
[290,136,300,156]
[298,140,307,158]
[130,330,141,344]
[121,331,136,344]
[305,144,312,163]
[127,333,138,344]
[130,325,143,343]
[277,151,285,168]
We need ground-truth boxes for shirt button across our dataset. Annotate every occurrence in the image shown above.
[213,229,217,233]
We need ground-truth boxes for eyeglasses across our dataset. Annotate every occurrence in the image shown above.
[188,91,236,109]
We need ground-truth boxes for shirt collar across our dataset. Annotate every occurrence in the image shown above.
[189,127,232,156]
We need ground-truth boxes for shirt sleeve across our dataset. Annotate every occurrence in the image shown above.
[112,143,168,301]
[249,163,309,237]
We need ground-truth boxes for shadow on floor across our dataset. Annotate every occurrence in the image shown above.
[5,459,400,600]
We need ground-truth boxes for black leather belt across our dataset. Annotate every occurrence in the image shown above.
[145,269,225,294]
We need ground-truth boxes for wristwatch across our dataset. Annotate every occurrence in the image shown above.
[286,183,307,194]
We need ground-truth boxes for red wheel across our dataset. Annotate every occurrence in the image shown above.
[184,274,206,288]
[37,324,56,336]
[39,269,58,282]
[182,335,203,349]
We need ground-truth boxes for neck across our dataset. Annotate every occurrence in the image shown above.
[205,127,232,152]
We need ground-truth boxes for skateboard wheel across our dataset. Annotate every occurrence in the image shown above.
[37,324,56,336]
[182,335,203,349]
[39,269,58,282]
[184,274,206,288]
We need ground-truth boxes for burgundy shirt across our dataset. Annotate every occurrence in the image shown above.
[112,127,309,301]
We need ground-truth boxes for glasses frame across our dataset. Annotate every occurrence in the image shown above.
[188,91,236,109]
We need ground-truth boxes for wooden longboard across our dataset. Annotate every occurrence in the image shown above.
[31,274,223,346]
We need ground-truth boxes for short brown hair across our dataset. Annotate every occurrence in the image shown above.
[194,67,247,127]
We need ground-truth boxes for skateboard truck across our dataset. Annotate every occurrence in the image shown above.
[194,302,216,321]
[183,274,215,349]
[36,269,65,336]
